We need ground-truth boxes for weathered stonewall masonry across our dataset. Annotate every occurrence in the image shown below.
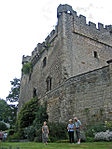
[19,4,112,126]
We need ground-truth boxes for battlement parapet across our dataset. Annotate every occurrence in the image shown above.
[57,4,112,46]
[105,25,112,32]
[31,26,58,58]
[45,25,58,44]
[30,26,58,66]
[22,55,31,65]
[31,43,44,66]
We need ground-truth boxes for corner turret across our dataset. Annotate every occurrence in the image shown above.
[57,4,73,17]
[22,55,31,65]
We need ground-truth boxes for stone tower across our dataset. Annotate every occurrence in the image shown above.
[19,4,112,124]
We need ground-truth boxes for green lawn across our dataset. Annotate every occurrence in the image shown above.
[0,142,112,149]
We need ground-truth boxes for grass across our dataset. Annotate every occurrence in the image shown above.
[0,142,112,149]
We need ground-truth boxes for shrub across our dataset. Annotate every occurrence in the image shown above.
[23,102,48,142]
[16,98,39,139]
[33,102,48,129]
[24,126,35,141]
[22,62,32,75]
[0,121,8,131]
[16,98,48,140]
[86,136,94,142]
[17,98,39,130]
[7,129,15,136]
[95,130,112,141]
[7,132,21,141]
[85,122,107,138]
[85,121,112,142]
[48,122,68,142]
[34,127,42,142]
[94,121,112,142]
[105,121,112,131]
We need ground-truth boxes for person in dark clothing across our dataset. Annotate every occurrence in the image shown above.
[67,119,75,143]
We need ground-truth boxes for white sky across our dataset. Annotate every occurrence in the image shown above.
[0,0,112,99]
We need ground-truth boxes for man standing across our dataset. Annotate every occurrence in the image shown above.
[74,117,82,144]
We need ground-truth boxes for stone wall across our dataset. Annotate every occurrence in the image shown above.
[40,63,112,125]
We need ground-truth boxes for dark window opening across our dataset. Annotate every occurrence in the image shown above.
[29,73,32,81]
[94,51,98,58]
[43,57,47,67]
[46,76,52,91]
[33,88,37,98]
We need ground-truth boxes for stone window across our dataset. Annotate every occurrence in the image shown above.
[33,88,37,98]
[43,57,47,67]
[94,51,98,58]
[46,76,52,91]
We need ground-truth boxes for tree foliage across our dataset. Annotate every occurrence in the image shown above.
[9,104,18,125]
[6,78,20,103]
[5,78,20,126]
[16,97,48,140]
[47,122,68,142]
[0,121,8,131]
[0,99,12,123]
[17,98,39,129]
[33,101,48,129]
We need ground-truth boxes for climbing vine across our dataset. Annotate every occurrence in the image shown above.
[22,62,33,75]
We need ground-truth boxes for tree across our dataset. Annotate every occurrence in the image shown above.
[6,78,20,103]
[0,99,12,123]
[17,98,39,129]
[6,78,20,126]
[0,98,18,126]
[9,104,18,126]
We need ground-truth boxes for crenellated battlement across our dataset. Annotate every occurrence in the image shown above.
[57,4,112,46]
[45,25,58,43]
[57,4,112,32]
[22,4,112,67]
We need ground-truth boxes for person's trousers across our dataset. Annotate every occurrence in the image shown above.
[76,129,80,140]
[68,131,74,143]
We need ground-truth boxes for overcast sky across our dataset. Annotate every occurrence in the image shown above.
[0,0,112,100]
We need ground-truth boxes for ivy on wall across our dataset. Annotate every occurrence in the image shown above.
[22,62,33,75]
